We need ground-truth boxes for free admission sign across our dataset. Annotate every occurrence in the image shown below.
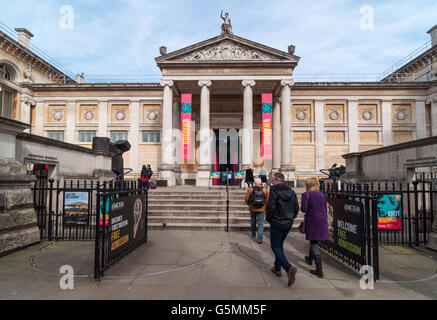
[261,93,273,159]
[181,94,192,160]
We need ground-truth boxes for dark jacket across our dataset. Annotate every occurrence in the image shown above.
[146,168,153,178]
[245,169,254,182]
[266,183,299,231]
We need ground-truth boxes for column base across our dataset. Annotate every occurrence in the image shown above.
[196,165,211,187]
[280,165,296,187]
[158,167,176,187]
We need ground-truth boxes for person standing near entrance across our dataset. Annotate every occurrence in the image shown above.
[259,166,267,185]
[140,165,149,188]
[266,172,299,287]
[245,167,254,188]
[300,178,329,278]
[245,178,269,244]
[146,164,153,180]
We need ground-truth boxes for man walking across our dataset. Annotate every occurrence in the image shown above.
[245,178,269,244]
[266,172,299,287]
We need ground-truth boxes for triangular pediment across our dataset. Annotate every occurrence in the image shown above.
[155,34,299,65]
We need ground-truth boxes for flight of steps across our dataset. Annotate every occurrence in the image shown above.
[147,186,305,231]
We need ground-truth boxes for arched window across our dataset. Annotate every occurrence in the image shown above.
[0,65,12,81]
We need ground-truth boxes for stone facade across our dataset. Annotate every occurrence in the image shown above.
[1,25,437,187]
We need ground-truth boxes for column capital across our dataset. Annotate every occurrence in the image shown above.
[242,80,256,87]
[160,79,174,88]
[426,94,437,104]
[280,79,294,87]
[198,80,212,87]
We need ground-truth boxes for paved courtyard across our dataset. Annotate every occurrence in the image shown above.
[0,230,436,300]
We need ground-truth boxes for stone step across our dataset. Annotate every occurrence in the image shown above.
[148,204,249,211]
[149,215,303,224]
[147,222,301,231]
[148,210,256,217]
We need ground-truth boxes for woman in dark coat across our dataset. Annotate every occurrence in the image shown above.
[300,178,329,278]
[245,167,254,188]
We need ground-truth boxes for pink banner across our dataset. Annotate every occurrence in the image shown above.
[261,93,273,159]
[181,94,192,160]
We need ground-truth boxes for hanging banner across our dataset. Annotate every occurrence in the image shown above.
[376,194,403,230]
[261,93,273,159]
[181,93,192,160]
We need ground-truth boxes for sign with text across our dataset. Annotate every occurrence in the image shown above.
[261,93,272,159]
[64,191,89,226]
[325,197,366,266]
[108,194,146,260]
[181,93,192,160]
[376,194,402,230]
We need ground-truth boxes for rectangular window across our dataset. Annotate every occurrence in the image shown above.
[0,86,14,118]
[47,131,64,142]
[111,131,128,142]
[142,132,160,143]
[79,131,96,143]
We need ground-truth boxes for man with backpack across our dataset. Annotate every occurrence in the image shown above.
[266,172,299,287]
[245,178,269,244]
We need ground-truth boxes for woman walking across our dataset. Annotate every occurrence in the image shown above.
[300,178,329,278]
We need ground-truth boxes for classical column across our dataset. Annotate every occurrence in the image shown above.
[130,100,140,172]
[382,100,393,146]
[98,100,108,137]
[197,80,212,186]
[159,80,175,186]
[272,99,281,171]
[242,80,255,169]
[415,99,427,139]
[65,100,76,144]
[280,80,294,181]
[348,100,359,153]
[34,101,44,136]
[314,100,325,172]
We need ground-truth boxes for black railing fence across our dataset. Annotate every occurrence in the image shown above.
[32,178,144,241]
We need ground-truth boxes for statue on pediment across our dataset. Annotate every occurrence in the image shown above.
[220,10,233,35]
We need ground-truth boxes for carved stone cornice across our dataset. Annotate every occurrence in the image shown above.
[242,80,255,87]
[198,80,212,87]
[160,80,174,88]
[281,79,294,87]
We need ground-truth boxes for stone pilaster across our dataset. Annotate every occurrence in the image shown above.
[98,100,108,137]
[348,100,358,153]
[314,100,325,172]
[34,101,44,136]
[415,100,427,140]
[65,100,76,144]
[130,100,140,172]
[426,95,437,136]
[242,80,255,169]
[382,100,393,146]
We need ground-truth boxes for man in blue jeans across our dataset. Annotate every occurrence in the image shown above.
[266,172,299,287]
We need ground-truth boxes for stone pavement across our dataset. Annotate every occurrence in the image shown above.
[0,230,436,300]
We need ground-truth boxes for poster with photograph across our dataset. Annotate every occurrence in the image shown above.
[64,191,89,226]
[376,194,402,230]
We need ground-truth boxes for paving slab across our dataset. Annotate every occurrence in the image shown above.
[0,230,436,300]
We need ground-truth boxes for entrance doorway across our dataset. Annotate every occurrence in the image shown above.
[212,129,240,186]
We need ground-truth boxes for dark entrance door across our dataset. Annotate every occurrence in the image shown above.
[32,164,49,231]
[212,129,240,186]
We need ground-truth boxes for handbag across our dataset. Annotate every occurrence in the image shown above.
[298,191,310,234]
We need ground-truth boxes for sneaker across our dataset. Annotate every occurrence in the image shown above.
[257,239,263,244]
[287,266,297,287]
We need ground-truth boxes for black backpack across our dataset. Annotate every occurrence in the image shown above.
[250,186,266,208]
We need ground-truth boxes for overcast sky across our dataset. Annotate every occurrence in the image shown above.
[1,0,436,82]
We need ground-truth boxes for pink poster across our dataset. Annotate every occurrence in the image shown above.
[261,93,273,159]
[181,94,192,160]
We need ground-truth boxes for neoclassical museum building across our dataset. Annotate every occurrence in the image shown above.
[1,21,437,186]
